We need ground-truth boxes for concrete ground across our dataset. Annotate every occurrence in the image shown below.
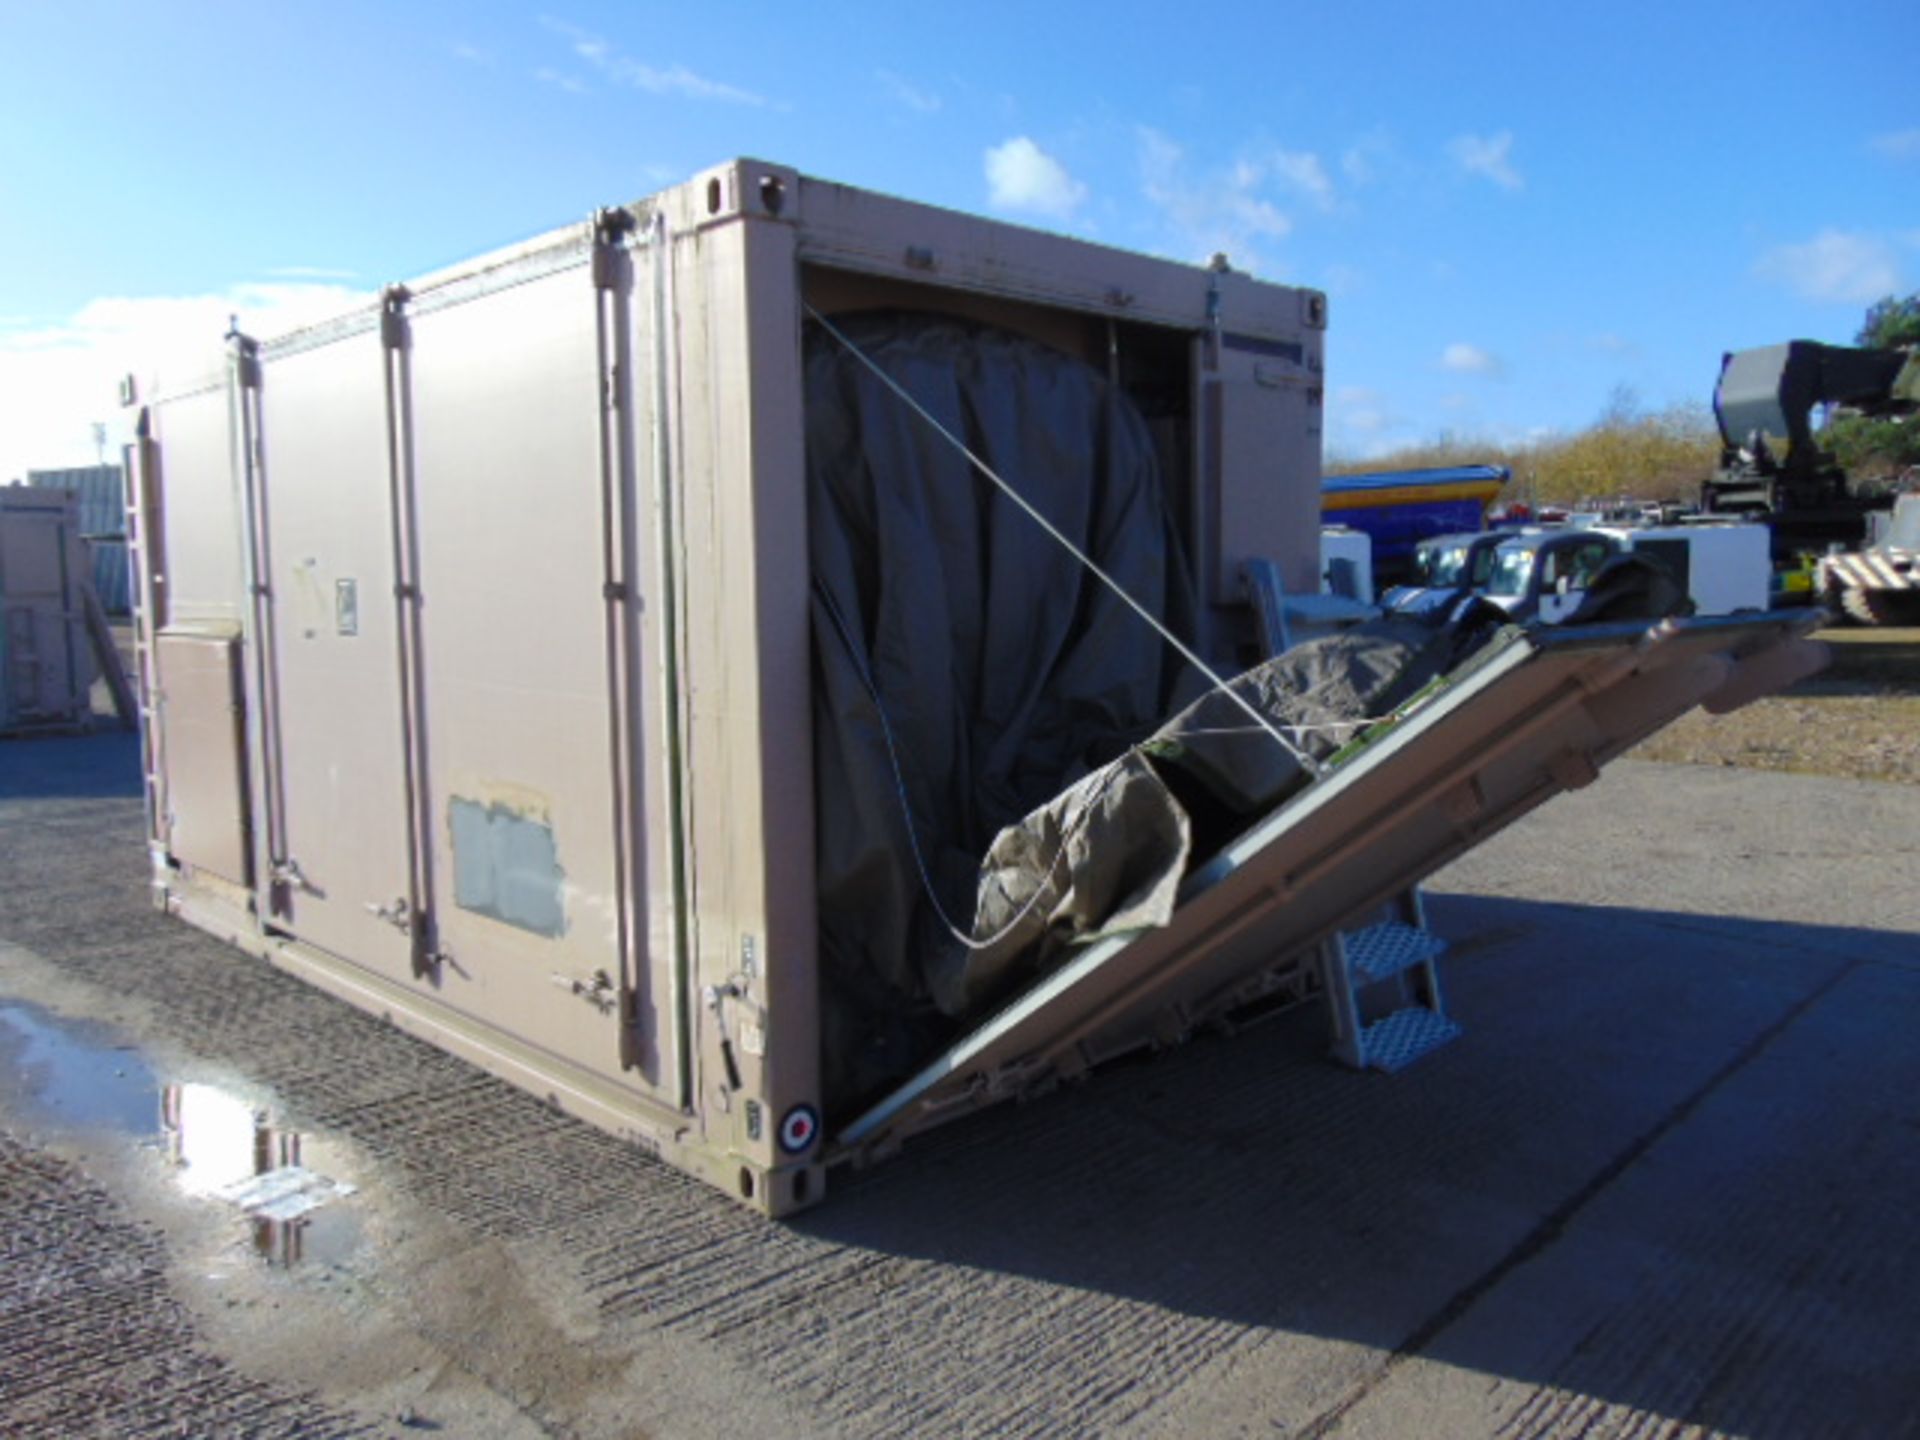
[2,732,1916,1438]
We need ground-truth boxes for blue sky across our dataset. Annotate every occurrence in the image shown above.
[3,0,1916,482]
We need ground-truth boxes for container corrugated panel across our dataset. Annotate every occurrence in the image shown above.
[87,536,132,614]
[29,465,125,537]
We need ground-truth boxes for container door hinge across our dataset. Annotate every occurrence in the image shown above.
[380,286,411,351]
[591,207,636,290]
[552,968,619,1015]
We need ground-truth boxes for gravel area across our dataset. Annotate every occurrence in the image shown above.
[1631,625,1920,784]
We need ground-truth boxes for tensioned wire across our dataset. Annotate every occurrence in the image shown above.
[804,305,1321,776]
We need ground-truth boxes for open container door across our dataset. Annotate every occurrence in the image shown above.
[838,611,1825,1159]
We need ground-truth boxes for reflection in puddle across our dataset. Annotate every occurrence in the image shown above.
[0,1001,358,1268]
[161,1083,360,1268]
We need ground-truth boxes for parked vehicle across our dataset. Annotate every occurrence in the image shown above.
[1379,530,1511,619]
[1479,523,1769,625]
[1599,522,1773,617]
[1480,530,1621,623]
[1320,465,1509,585]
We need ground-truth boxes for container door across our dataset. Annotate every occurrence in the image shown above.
[402,259,683,1103]
[255,332,417,978]
[1,499,74,722]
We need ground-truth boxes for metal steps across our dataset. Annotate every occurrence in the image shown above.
[1319,891,1461,1073]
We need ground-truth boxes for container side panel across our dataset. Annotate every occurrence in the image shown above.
[406,264,672,1096]
[1213,360,1324,601]
[0,499,71,592]
[152,384,245,626]
[255,335,416,977]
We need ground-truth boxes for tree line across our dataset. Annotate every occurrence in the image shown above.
[1328,293,1919,506]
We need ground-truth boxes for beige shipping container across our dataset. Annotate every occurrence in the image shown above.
[2,486,95,732]
[127,160,1820,1214]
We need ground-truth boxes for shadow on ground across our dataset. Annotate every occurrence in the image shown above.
[0,728,142,801]
[788,890,1917,1436]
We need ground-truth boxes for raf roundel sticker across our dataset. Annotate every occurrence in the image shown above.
[778,1103,820,1155]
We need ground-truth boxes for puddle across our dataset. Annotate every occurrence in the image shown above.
[161,1080,361,1268]
[0,1001,157,1130]
[0,1000,360,1268]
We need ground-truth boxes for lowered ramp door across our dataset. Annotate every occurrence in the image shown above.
[839,613,1823,1156]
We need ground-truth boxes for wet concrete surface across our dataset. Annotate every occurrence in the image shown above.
[1,734,1917,1438]
[1,992,366,1266]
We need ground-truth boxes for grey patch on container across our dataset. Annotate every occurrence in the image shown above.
[448,796,568,937]
[334,577,358,636]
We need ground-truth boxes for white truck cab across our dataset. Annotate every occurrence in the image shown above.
[1482,531,1619,624]
[1481,522,1769,625]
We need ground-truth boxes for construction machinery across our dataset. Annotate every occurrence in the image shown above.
[1818,484,1920,625]
[1700,341,1920,574]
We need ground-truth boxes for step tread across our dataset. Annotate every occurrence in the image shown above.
[1343,920,1447,986]
[1359,1005,1462,1073]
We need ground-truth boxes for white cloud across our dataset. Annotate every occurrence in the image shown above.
[1321,262,1364,297]
[451,42,491,66]
[1587,331,1640,358]
[539,16,772,106]
[1754,229,1904,304]
[1448,131,1523,191]
[877,69,940,114]
[1138,127,1293,272]
[607,58,767,105]
[1441,342,1503,377]
[535,66,588,95]
[1869,129,1920,161]
[1340,128,1394,186]
[984,137,1088,221]
[0,281,368,486]
[1325,385,1412,459]
[1271,149,1335,211]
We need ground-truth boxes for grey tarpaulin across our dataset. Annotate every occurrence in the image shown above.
[807,313,1198,1112]
[944,613,1505,1019]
